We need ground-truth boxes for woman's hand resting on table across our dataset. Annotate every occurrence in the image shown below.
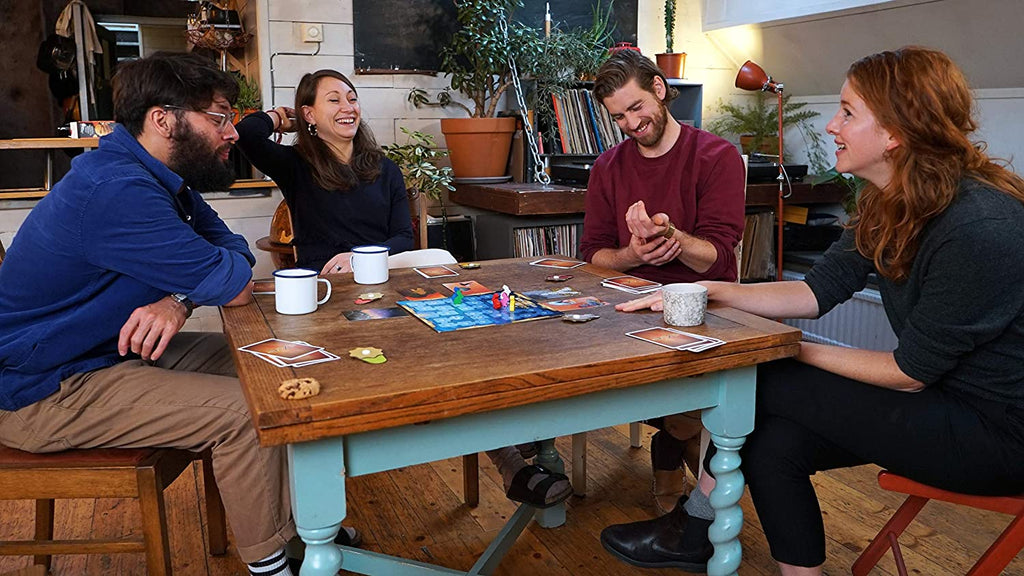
[321,252,354,275]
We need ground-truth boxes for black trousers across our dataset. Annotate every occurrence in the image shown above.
[743,358,1024,567]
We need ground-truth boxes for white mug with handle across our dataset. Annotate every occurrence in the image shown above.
[273,268,331,315]
[350,245,390,285]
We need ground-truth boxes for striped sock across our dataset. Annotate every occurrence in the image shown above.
[249,547,293,576]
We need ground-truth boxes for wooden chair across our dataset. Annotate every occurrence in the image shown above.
[0,445,227,575]
[852,470,1024,576]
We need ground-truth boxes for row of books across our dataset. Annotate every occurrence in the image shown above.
[550,89,627,155]
[512,224,580,258]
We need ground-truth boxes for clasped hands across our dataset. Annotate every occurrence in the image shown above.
[625,200,680,266]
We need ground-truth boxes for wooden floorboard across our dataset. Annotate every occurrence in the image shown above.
[1,425,1021,575]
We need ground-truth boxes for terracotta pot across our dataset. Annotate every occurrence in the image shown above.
[739,134,779,156]
[440,117,517,179]
[656,53,686,79]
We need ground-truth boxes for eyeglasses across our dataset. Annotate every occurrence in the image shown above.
[162,105,232,132]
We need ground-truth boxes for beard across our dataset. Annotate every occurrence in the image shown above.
[167,120,236,191]
[633,102,670,148]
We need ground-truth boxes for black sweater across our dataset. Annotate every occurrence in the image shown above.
[236,112,413,272]
[804,179,1024,407]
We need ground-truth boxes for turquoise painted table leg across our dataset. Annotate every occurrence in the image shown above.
[533,438,566,528]
[707,434,745,576]
[700,366,756,576]
[288,439,347,576]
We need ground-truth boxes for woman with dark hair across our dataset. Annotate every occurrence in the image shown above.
[237,70,413,275]
[601,46,1024,575]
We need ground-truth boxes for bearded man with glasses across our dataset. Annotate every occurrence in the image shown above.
[0,52,351,576]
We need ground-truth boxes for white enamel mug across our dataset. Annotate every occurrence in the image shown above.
[350,245,390,285]
[273,268,331,315]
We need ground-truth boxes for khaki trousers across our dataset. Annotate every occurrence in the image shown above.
[0,332,296,563]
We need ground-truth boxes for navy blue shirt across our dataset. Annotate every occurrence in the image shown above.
[0,126,254,410]
[236,112,413,272]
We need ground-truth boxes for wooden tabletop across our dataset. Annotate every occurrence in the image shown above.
[221,259,801,446]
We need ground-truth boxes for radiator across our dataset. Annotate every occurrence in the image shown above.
[781,270,897,351]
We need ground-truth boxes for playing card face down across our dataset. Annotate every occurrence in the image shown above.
[414,265,458,278]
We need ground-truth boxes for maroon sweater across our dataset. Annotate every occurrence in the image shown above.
[580,123,745,284]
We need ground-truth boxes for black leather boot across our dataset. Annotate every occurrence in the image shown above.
[600,496,713,572]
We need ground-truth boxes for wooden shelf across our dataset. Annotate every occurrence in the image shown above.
[0,137,100,150]
[450,183,585,216]
[745,181,847,207]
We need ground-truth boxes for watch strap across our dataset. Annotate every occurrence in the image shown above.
[171,293,195,318]
[661,221,676,239]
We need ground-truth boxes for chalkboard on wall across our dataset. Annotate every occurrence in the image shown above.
[353,0,638,74]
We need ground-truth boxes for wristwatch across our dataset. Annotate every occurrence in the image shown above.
[661,221,676,239]
[170,293,196,318]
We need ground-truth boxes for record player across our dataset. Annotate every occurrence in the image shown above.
[746,153,807,183]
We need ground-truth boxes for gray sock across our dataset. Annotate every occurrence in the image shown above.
[683,487,715,521]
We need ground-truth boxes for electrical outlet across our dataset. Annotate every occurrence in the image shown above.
[299,23,323,43]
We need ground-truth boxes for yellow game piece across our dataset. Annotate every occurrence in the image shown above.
[349,346,383,359]
[509,294,515,312]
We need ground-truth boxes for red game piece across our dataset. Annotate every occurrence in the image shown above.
[492,293,501,309]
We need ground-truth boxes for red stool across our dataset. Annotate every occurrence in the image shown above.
[852,470,1024,576]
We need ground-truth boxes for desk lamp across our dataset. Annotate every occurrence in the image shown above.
[735,60,784,280]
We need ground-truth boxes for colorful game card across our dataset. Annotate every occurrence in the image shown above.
[442,280,491,296]
[239,338,323,361]
[530,258,585,269]
[541,296,609,312]
[625,327,725,352]
[414,265,459,278]
[602,275,663,294]
[343,307,410,321]
[398,287,445,300]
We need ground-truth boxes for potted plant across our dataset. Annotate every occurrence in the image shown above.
[655,0,685,79]
[705,92,829,174]
[232,72,261,123]
[383,128,455,249]
[431,0,611,179]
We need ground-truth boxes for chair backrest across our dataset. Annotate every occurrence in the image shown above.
[387,248,457,270]
[735,154,749,281]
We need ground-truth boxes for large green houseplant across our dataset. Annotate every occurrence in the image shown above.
[429,0,611,178]
[705,92,829,174]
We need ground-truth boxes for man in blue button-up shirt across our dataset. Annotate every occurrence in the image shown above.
[0,52,329,573]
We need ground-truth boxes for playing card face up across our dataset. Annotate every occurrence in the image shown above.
[529,258,585,269]
[626,327,725,353]
[238,339,341,367]
[414,265,458,278]
[602,275,662,294]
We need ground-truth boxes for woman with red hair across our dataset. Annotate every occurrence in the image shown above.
[601,46,1024,574]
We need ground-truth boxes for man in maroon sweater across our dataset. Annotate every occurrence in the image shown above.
[582,51,746,572]
[580,50,745,285]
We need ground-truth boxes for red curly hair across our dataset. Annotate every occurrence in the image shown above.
[847,47,1024,282]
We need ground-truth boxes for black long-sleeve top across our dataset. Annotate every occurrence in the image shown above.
[236,112,413,272]
[804,179,1024,408]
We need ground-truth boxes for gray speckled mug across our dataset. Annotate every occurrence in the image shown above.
[662,283,708,327]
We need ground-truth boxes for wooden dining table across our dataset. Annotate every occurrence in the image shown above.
[220,257,801,576]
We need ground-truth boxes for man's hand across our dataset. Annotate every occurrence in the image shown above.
[321,252,354,275]
[118,296,188,361]
[627,233,681,266]
[625,200,673,240]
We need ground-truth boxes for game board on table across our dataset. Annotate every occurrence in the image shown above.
[398,292,562,333]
